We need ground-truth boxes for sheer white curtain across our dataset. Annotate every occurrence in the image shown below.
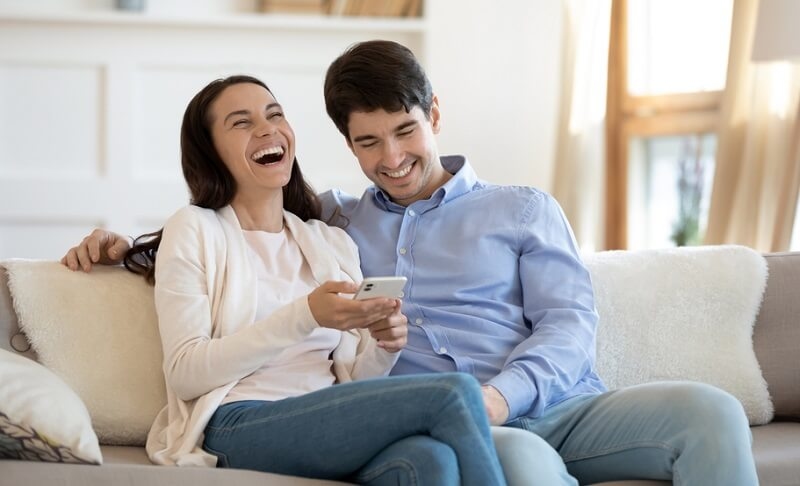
[704,0,800,251]
[551,0,612,252]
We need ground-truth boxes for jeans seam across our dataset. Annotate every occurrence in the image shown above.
[205,381,461,433]
[561,440,679,464]
[355,459,419,485]
[202,443,230,468]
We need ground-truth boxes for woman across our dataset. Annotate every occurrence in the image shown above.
[122,75,506,485]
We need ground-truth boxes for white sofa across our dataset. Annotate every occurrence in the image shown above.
[1,246,798,485]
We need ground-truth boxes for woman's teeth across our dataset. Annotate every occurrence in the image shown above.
[385,165,412,178]
[252,146,284,164]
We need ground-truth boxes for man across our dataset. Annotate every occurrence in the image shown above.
[63,40,758,485]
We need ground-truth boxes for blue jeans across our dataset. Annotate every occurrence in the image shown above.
[501,381,759,485]
[202,372,506,486]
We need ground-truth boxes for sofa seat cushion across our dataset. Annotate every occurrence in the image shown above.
[0,459,353,486]
[751,421,800,485]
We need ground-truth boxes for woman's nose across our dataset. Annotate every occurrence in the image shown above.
[256,120,277,137]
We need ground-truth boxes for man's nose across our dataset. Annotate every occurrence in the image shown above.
[383,139,405,167]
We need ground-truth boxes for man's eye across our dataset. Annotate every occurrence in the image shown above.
[269,112,284,119]
[360,142,377,149]
[399,129,413,137]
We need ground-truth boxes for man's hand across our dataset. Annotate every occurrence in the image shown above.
[482,385,510,425]
[61,229,130,272]
[367,304,408,353]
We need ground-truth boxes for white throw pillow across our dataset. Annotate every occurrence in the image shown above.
[0,348,102,464]
[584,245,774,425]
[3,260,165,445]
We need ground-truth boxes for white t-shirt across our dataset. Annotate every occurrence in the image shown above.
[222,226,340,404]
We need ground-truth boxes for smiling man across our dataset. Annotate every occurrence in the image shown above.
[317,40,759,486]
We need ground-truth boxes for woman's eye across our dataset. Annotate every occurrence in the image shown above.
[233,120,249,127]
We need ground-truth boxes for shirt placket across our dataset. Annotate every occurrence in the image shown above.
[395,203,455,363]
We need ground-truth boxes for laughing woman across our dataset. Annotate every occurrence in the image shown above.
[120,75,506,486]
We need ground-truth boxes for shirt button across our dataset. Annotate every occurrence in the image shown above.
[408,209,416,216]
[399,248,407,255]
[399,291,405,298]
[415,318,422,325]
[439,347,447,354]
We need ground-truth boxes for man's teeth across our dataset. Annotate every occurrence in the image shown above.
[251,146,284,161]
[385,165,412,178]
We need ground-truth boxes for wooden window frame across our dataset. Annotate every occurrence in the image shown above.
[605,0,723,249]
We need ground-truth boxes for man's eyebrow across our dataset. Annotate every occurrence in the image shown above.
[223,103,281,124]
[395,120,417,132]
[352,120,418,143]
[352,133,378,143]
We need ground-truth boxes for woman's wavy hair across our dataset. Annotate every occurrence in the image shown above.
[124,75,321,284]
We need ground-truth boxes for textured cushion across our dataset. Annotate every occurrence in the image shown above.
[0,348,102,464]
[585,245,773,425]
[3,260,165,446]
[754,253,800,418]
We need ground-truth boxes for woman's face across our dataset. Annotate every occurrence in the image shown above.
[208,83,296,199]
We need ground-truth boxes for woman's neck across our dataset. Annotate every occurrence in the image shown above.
[230,191,284,233]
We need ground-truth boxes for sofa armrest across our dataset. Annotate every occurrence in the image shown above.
[0,262,37,360]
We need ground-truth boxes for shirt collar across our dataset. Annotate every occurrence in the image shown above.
[369,155,480,212]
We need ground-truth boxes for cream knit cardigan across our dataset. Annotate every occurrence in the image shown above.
[146,205,399,466]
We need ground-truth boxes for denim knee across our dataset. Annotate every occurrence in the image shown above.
[430,372,483,402]
[492,426,575,486]
[355,436,459,486]
[671,382,751,443]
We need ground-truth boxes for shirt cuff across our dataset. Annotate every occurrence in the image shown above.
[299,295,322,331]
[486,369,537,421]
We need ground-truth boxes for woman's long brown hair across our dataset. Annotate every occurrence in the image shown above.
[124,75,320,284]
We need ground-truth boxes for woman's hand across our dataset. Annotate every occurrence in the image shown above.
[308,281,398,331]
[367,303,408,353]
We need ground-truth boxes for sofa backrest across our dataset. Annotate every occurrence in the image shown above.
[754,253,800,419]
[1,254,798,419]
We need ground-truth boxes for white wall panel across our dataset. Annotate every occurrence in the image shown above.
[0,63,103,178]
[0,9,426,259]
[0,222,102,260]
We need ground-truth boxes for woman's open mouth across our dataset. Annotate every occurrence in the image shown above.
[251,146,285,165]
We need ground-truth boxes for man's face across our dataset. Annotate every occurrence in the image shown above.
[346,99,449,207]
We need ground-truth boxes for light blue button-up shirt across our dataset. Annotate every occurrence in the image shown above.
[319,156,606,420]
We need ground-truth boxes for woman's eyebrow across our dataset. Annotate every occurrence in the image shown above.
[223,103,281,124]
[223,109,250,124]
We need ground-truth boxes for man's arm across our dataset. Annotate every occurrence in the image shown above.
[485,193,601,422]
[61,229,131,272]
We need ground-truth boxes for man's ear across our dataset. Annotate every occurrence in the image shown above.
[430,94,441,134]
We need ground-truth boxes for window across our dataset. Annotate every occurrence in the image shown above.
[605,0,734,249]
